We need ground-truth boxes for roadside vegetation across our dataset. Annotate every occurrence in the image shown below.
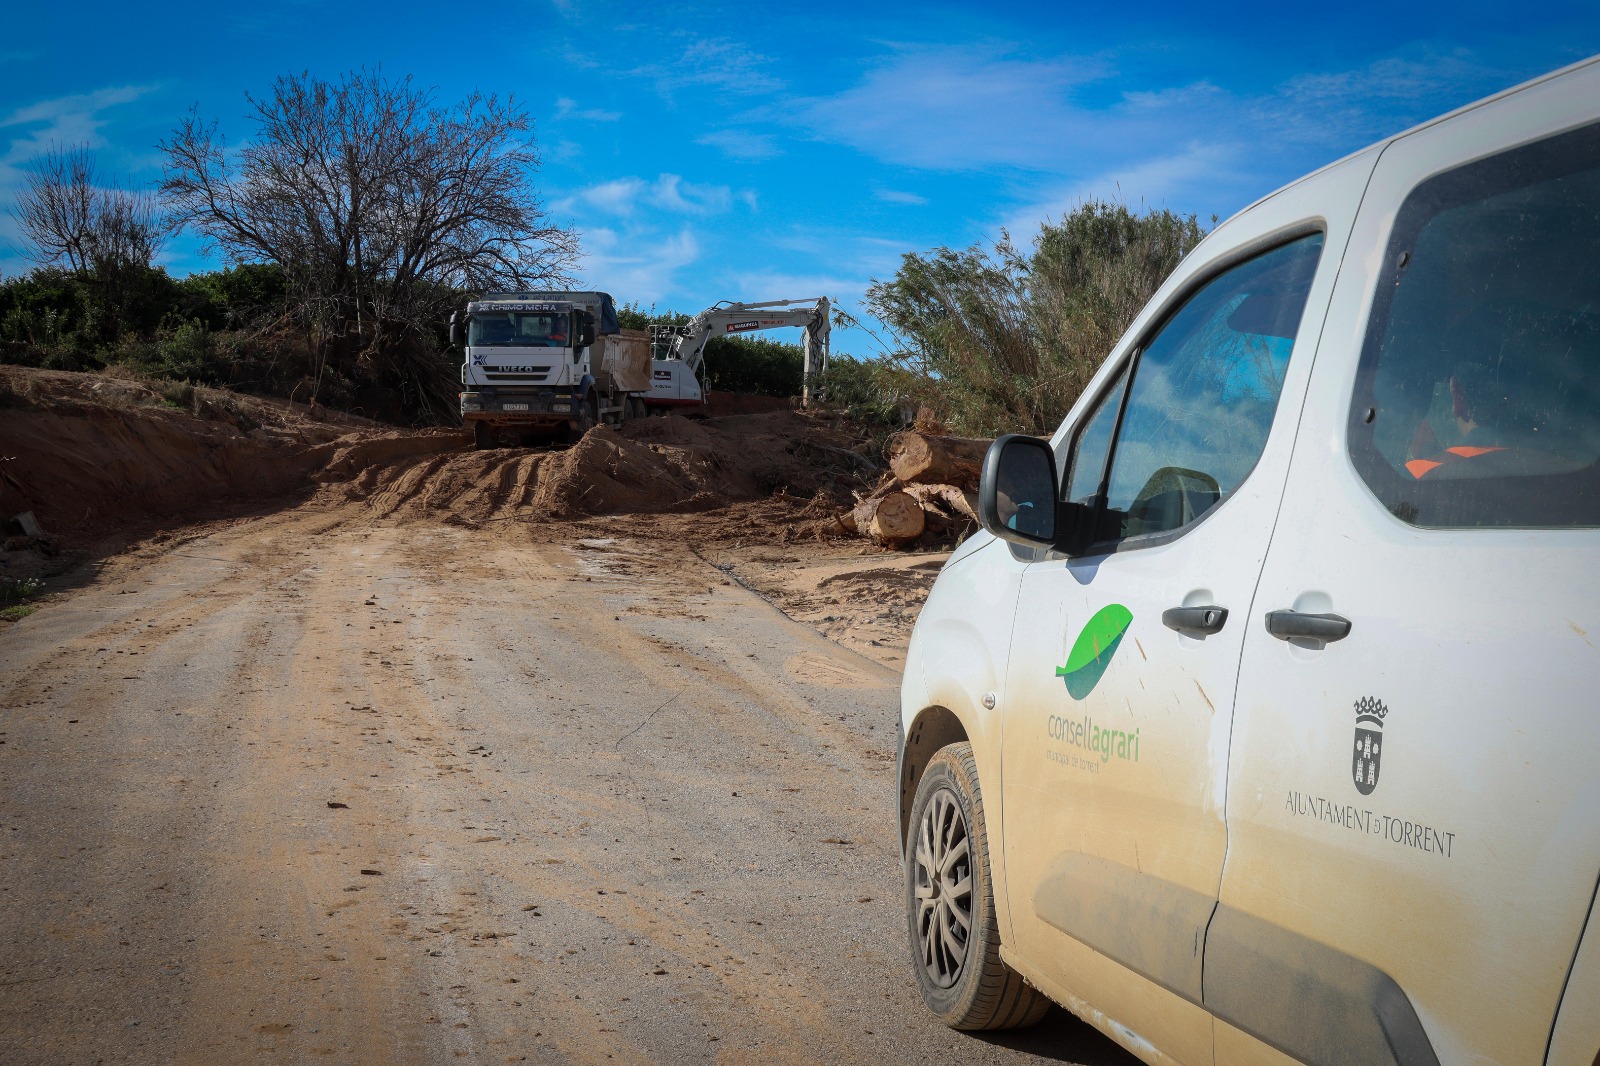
[2,67,1206,436]
[853,201,1209,437]
[0,576,43,622]
[3,69,575,425]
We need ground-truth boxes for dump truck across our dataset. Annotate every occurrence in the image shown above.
[451,291,652,449]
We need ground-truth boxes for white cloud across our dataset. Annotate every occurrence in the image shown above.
[563,178,644,216]
[556,173,748,218]
[999,141,1244,239]
[795,44,1111,171]
[695,129,781,162]
[1257,51,1494,145]
[0,84,158,273]
[574,225,701,306]
[650,173,732,214]
[794,41,1509,186]
[876,189,928,206]
[636,36,784,97]
[546,138,583,164]
[0,85,155,166]
[552,97,622,123]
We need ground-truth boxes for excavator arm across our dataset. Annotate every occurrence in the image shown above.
[649,297,831,403]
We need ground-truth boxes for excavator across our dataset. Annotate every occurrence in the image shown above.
[645,297,831,411]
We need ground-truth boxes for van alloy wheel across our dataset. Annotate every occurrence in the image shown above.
[904,742,1049,1029]
[914,787,973,988]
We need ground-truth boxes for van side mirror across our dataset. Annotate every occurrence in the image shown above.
[449,312,462,346]
[577,312,596,348]
[979,434,1098,554]
[979,435,1060,547]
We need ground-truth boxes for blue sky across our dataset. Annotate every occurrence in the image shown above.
[2,1,1597,355]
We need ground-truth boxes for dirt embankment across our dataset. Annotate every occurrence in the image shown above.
[1,367,877,543]
[2,368,912,643]
[325,412,870,529]
[0,367,386,541]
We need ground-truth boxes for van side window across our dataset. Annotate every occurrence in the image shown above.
[1349,121,1600,529]
[1064,234,1324,546]
[1062,364,1129,506]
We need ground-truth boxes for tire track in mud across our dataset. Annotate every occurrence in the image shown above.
[0,513,363,1064]
[377,532,907,1063]
[166,538,485,1063]
[382,535,849,1062]
[2,509,1124,1066]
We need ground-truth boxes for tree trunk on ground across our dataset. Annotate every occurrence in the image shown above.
[887,432,990,488]
[851,490,925,546]
[904,483,978,524]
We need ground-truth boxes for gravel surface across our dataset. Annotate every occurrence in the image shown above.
[0,508,1137,1065]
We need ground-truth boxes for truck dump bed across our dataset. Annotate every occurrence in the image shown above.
[599,329,653,393]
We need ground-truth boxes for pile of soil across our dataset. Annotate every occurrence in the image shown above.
[324,412,873,527]
[1,367,881,556]
[2,367,940,661]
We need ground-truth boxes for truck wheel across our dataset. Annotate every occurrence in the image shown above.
[906,742,1050,1030]
[472,421,495,450]
[563,395,598,444]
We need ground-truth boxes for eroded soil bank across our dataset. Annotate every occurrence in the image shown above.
[0,365,1134,1064]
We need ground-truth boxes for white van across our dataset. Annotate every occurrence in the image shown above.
[897,56,1600,1066]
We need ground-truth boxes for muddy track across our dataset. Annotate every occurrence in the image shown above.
[0,504,1133,1065]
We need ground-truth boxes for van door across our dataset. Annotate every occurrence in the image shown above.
[1214,69,1600,1066]
[998,153,1373,1064]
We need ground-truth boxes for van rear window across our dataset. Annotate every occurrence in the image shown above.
[1349,121,1600,528]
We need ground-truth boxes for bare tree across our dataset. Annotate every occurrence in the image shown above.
[9,145,166,343]
[12,145,163,276]
[158,69,580,365]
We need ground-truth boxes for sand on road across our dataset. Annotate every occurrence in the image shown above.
[0,504,1133,1066]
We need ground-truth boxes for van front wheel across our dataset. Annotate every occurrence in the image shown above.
[906,742,1050,1030]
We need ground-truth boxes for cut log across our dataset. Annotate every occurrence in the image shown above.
[904,483,979,524]
[887,432,990,489]
[851,490,926,546]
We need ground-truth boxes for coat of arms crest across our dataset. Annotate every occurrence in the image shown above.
[1353,696,1387,796]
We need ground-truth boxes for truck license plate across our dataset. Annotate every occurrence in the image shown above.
[502,403,529,411]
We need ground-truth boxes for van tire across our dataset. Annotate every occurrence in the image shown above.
[906,742,1050,1030]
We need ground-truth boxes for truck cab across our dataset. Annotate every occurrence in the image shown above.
[453,291,616,447]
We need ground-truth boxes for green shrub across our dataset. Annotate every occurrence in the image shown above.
[866,200,1208,436]
[818,355,903,424]
[702,335,807,397]
[0,577,43,604]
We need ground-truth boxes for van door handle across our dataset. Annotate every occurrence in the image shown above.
[1265,610,1352,642]
[1162,605,1229,635]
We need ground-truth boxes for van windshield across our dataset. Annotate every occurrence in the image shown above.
[468,312,570,348]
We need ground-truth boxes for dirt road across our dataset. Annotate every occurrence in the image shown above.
[0,504,1133,1065]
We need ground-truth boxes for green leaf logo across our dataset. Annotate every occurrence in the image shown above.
[1055,604,1133,700]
